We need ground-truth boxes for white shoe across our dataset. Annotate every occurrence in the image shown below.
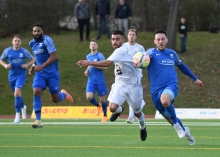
[14,113,20,124]
[126,118,135,124]
[185,127,196,145]
[173,122,185,138]
[22,105,27,119]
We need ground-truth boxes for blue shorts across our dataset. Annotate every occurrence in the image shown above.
[9,76,26,92]
[86,82,108,96]
[32,72,60,94]
[151,85,178,115]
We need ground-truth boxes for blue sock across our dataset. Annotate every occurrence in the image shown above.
[165,104,177,124]
[177,118,185,131]
[89,97,99,107]
[58,92,65,102]
[34,96,42,120]
[15,97,21,112]
[102,102,108,116]
[20,97,24,108]
[35,110,41,120]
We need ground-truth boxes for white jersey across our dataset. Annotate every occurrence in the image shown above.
[123,42,145,56]
[123,42,145,76]
[107,44,142,86]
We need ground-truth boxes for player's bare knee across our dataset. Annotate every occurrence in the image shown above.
[109,103,118,112]
[51,94,59,103]
[52,98,59,103]
[33,88,42,96]
[86,95,93,101]
[86,97,92,101]
[134,112,141,118]
[14,92,20,97]
[161,98,170,107]
[162,101,170,107]
[109,106,115,112]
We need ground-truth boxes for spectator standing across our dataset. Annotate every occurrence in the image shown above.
[74,0,91,41]
[96,0,110,40]
[178,17,188,53]
[115,0,132,36]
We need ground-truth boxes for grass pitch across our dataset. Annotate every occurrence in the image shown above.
[0,119,220,157]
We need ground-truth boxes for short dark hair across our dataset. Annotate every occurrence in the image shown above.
[32,23,43,29]
[12,35,21,40]
[154,29,167,37]
[112,30,124,36]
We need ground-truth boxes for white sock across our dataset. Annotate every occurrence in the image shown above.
[137,112,146,130]
[36,120,41,123]
[16,112,20,117]
[114,106,122,113]
[128,106,135,119]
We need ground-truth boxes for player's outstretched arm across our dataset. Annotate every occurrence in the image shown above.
[195,79,204,88]
[176,63,197,81]
[77,60,112,67]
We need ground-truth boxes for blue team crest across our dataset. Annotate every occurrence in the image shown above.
[39,43,43,46]
[170,54,174,58]
[94,59,97,61]
[19,53,23,57]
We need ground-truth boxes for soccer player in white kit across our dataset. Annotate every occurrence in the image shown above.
[77,30,147,141]
[123,29,145,124]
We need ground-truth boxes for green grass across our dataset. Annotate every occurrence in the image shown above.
[0,119,220,157]
[0,31,220,115]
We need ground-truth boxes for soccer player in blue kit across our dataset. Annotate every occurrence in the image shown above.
[0,35,35,123]
[29,23,73,128]
[146,29,204,145]
[84,39,108,122]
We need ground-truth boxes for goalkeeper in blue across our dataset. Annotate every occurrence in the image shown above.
[29,23,73,128]
[0,35,34,123]
[145,29,203,145]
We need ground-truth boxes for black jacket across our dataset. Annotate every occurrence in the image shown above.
[178,23,188,35]
[95,0,110,16]
[115,2,132,19]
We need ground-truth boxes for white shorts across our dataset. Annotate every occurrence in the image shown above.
[107,83,145,113]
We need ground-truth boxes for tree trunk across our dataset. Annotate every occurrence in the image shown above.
[167,0,180,50]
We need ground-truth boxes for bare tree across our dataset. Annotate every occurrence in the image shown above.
[167,0,180,50]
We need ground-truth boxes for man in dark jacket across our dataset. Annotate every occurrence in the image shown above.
[178,17,188,53]
[96,0,110,40]
[74,0,91,41]
[115,0,132,36]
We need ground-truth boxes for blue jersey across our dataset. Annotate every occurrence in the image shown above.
[146,48,182,94]
[0,46,33,81]
[86,52,106,84]
[29,35,58,75]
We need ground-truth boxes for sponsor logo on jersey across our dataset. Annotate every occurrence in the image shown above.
[12,58,23,63]
[33,49,44,55]
[159,59,174,65]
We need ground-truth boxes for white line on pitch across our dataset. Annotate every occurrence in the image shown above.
[0,122,220,126]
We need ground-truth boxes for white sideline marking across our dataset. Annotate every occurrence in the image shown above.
[0,121,220,126]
